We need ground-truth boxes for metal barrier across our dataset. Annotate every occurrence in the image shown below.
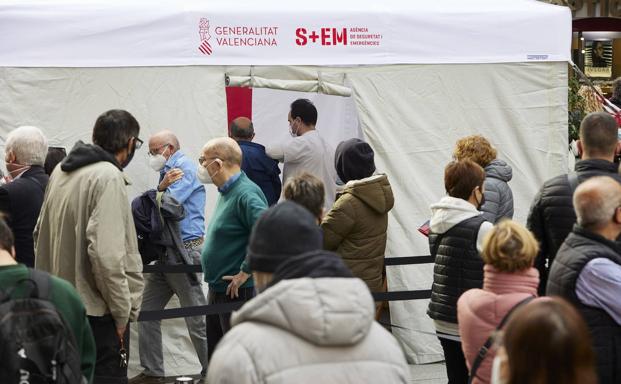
[137,255,433,322]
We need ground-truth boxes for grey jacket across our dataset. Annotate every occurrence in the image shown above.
[481,159,514,223]
[207,278,410,384]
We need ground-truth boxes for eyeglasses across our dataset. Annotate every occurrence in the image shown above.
[134,137,144,150]
[148,143,170,157]
[198,156,219,166]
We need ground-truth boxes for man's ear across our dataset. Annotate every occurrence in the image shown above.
[10,246,16,260]
[615,140,621,156]
[576,140,583,158]
[5,150,15,163]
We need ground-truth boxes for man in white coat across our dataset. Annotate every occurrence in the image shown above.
[207,201,410,384]
[266,99,337,211]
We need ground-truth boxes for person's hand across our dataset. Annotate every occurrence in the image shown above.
[223,271,250,299]
[116,325,127,342]
[158,168,184,191]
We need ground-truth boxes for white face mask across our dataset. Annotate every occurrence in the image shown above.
[149,154,167,171]
[491,354,507,384]
[197,159,219,184]
[289,120,299,137]
[197,165,213,184]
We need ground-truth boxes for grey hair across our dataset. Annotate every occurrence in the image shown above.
[5,126,48,166]
[574,176,621,229]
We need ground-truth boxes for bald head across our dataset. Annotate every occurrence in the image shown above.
[574,176,621,231]
[229,117,254,141]
[149,131,180,153]
[202,137,242,166]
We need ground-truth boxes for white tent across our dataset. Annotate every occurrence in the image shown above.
[0,0,571,373]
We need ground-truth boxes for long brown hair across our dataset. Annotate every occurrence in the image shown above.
[503,298,597,384]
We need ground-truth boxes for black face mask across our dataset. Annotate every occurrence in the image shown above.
[476,190,486,210]
[121,140,136,168]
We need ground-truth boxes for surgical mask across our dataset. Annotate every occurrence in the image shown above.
[289,120,299,137]
[490,355,507,384]
[149,154,167,171]
[6,162,30,179]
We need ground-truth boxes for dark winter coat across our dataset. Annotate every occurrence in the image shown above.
[547,226,621,384]
[239,141,281,206]
[131,189,198,284]
[527,159,621,295]
[0,165,48,267]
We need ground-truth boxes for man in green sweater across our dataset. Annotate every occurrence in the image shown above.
[0,217,96,382]
[198,137,268,362]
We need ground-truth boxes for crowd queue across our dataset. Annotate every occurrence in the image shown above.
[1,93,620,384]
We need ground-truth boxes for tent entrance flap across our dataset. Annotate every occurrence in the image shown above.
[225,72,352,97]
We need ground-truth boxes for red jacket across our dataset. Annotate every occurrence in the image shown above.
[457,265,539,384]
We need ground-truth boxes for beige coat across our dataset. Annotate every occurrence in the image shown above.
[34,161,144,328]
[207,277,410,384]
[321,174,394,292]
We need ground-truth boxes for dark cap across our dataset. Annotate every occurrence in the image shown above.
[247,201,323,273]
[335,138,376,183]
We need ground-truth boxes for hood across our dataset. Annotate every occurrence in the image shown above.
[343,174,394,214]
[429,196,481,234]
[484,159,512,182]
[61,141,121,172]
[269,250,353,287]
[232,277,374,346]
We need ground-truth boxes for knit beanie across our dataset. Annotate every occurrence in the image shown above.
[335,138,376,183]
[247,201,323,273]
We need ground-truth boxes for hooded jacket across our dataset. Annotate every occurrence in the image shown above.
[481,159,514,223]
[427,197,493,332]
[207,277,410,384]
[34,141,144,328]
[321,174,394,293]
[457,265,539,384]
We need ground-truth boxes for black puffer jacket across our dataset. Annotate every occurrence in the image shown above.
[527,159,621,295]
[427,215,487,324]
[547,226,621,384]
[481,159,513,223]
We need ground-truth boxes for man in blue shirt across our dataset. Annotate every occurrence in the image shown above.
[131,131,208,383]
[229,117,281,205]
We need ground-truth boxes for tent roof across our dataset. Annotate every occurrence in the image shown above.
[0,0,571,67]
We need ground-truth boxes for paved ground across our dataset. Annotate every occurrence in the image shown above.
[139,363,447,383]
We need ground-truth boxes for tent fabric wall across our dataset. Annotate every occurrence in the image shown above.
[0,61,567,370]
[345,62,568,363]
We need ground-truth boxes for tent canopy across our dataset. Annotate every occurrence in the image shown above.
[0,0,571,67]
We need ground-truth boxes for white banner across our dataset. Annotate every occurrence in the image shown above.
[0,0,571,67]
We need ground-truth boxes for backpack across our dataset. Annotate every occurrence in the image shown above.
[0,269,84,384]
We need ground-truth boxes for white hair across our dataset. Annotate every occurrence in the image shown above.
[5,126,48,166]
[574,176,621,229]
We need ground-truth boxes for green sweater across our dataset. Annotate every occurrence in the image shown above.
[201,172,268,292]
[0,264,96,383]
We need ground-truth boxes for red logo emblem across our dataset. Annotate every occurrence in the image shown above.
[199,18,212,55]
